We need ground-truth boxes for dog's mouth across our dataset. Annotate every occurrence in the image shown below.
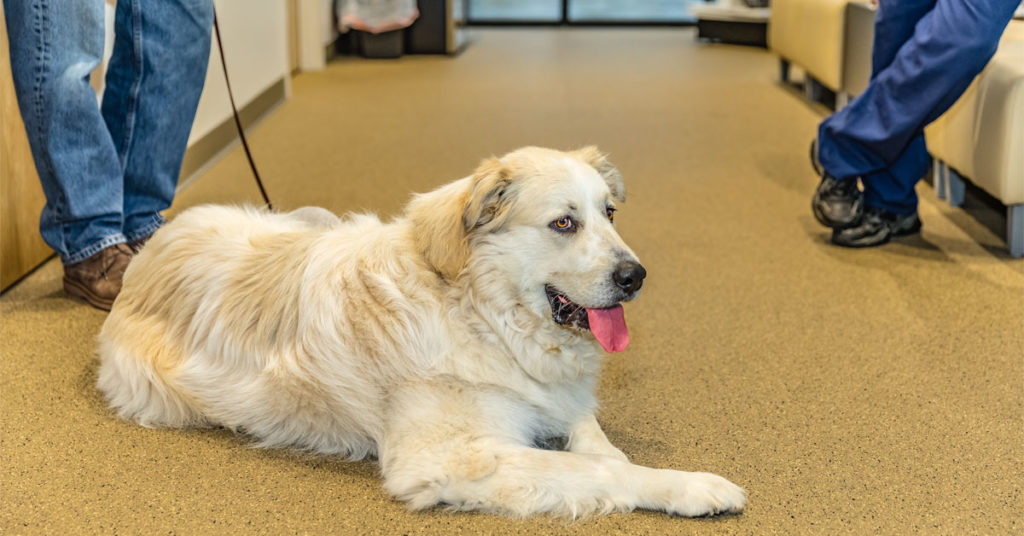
[545,285,590,330]
[544,285,629,352]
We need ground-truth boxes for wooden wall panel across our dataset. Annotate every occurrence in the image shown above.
[1,3,53,291]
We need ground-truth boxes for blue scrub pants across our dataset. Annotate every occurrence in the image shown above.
[816,0,1019,215]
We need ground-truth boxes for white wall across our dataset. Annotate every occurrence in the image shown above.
[94,1,290,147]
[297,0,338,71]
[324,0,337,45]
[189,0,290,144]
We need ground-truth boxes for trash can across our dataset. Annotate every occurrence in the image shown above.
[338,0,418,59]
[356,29,404,59]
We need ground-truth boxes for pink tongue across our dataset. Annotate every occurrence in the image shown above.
[586,305,629,353]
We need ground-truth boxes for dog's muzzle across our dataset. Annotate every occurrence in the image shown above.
[543,283,633,353]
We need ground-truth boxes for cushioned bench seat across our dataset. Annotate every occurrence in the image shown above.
[769,0,852,102]
[925,20,1024,257]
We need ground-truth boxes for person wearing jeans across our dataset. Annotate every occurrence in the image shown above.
[810,0,1020,248]
[4,0,213,309]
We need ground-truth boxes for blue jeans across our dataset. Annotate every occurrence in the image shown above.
[816,0,1019,215]
[4,0,213,264]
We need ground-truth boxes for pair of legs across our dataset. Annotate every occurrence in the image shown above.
[813,0,1018,244]
[4,0,213,265]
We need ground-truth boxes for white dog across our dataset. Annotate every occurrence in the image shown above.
[97,146,745,518]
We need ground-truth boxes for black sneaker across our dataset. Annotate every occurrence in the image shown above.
[831,206,921,248]
[810,140,863,229]
[809,137,824,177]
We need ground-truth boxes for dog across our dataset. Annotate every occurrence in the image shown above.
[97,146,745,518]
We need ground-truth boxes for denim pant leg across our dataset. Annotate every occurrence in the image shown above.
[101,0,214,242]
[4,0,127,264]
[817,0,1019,215]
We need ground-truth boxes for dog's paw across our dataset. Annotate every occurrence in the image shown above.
[664,472,745,517]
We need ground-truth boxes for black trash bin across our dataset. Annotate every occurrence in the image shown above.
[356,29,404,59]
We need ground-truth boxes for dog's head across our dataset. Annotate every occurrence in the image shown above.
[408,146,645,352]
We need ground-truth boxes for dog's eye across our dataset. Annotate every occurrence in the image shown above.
[606,207,616,223]
[549,217,576,233]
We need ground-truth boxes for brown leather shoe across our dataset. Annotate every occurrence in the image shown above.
[62,243,133,311]
[127,234,152,254]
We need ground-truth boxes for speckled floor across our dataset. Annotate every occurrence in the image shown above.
[3,28,1022,535]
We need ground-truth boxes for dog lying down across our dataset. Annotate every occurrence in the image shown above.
[97,146,745,518]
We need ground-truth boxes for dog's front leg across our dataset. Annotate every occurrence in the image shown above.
[384,439,745,518]
[380,383,744,518]
[567,413,628,461]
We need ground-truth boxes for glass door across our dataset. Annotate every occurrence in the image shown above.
[568,0,700,23]
[467,0,699,24]
[467,0,564,23]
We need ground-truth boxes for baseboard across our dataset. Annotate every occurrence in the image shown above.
[178,77,288,191]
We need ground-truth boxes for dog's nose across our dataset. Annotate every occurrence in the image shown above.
[612,260,646,293]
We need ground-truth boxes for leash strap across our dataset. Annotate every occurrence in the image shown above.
[212,10,274,211]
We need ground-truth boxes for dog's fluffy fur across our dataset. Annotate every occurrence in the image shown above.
[97,146,745,518]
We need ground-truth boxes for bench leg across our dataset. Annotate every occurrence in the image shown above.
[780,58,790,83]
[1009,204,1024,258]
[836,91,850,109]
[934,160,947,201]
[946,167,965,207]
[804,76,823,102]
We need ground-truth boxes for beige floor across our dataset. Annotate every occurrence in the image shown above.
[3,29,1023,535]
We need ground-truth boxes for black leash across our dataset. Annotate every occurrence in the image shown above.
[212,11,274,211]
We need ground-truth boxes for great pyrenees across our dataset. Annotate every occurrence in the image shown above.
[97,146,745,518]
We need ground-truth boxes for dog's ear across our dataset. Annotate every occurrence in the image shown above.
[407,158,515,280]
[462,157,515,233]
[572,146,625,202]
